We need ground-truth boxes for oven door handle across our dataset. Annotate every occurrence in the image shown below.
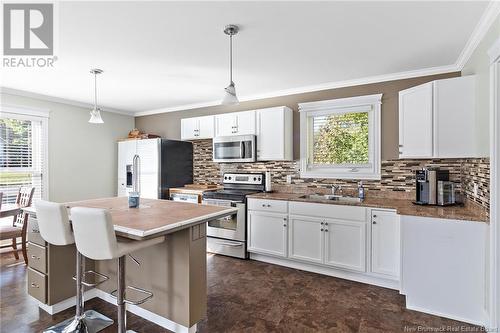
[214,240,243,247]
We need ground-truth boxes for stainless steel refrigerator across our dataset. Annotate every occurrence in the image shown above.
[117,138,193,199]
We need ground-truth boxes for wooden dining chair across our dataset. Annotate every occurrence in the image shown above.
[0,187,35,264]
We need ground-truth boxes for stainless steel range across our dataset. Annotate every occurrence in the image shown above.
[202,172,265,259]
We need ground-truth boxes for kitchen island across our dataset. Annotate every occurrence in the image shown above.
[24,197,237,333]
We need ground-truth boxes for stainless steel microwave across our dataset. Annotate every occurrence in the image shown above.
[213,135,256,163]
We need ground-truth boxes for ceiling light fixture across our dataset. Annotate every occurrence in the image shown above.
[89,68,104,124]
[221,24,239,105]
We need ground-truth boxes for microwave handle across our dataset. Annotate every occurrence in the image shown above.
[240,141,245,158]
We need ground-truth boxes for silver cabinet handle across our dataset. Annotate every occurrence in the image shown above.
[373,221,377,224]
[283,224,287,227]
[325,229,329,232]
[373,215,377,218]
[30,283,39,288]
[320,228,324,231]
[283,218,287,221]
[320,222,324,225]
[215,241,243,247]
[31,255,40,260]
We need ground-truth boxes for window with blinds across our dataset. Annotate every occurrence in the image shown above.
[0,111,48,204]
[299,94,382,180]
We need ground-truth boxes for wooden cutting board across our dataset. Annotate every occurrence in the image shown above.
[184,184,219,189]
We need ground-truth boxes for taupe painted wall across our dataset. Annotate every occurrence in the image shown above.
[136,72,459,160]
[1,93,134,202]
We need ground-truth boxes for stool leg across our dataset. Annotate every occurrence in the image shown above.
[117,255,126,333]
[43,252,113,333]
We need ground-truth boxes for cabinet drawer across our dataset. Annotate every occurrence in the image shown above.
[248,199,288,213]
[28,267,47,303]
[28,242,47,274]
[27,215,46,246]
[289,201,366,222]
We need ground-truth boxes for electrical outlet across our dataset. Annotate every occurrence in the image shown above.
[473,183,479,197]
[286,175,292,184]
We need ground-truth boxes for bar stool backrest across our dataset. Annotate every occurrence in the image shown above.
[70,207,118,260]
[35,200,74,246]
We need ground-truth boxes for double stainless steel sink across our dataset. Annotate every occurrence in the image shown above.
[298,194,363,203]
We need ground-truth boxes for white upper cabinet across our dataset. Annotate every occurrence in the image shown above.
[215,110,256,137]
[398,76,477,158]
[256,107,293,161]
[399,82,434,158]
[181,115,214,140]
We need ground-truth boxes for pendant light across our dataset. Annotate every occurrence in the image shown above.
[89,68,104,124]
[221,24,239,105]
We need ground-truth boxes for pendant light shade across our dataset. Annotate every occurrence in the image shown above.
[222,81,239,105]
[221,25,239,105]
[89,107,104,124]
[89,68,104,124]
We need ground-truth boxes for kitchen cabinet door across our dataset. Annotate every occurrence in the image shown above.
[398,82,433,158]
[198,116,215,139]
[247,211,287,258]
[181,117,199,140]
[256,107,293,161]
[324,219,366,272]
[288,216,324,264]
[215,113,237,137]
[370,210,400,278]
[235,110,256,135]
[433,76,476,158]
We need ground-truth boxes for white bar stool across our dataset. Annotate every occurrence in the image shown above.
[35,200,114,333]
[70,207,165,333]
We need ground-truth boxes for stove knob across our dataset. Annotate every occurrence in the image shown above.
[258,177,261,181]
[228,176,232,180]
[224,176,227,180]
[253,177,257,181]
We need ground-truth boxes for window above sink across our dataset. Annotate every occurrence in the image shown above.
[299,94,382,180]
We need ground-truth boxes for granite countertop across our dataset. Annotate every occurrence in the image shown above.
[247,192,489,223]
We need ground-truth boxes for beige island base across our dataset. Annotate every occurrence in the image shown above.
[24,197,237,333]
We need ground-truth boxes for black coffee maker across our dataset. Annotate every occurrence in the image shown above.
[415,168,449,205]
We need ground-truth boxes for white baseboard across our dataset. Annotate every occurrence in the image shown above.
[93,289,196,333]
[35,289,197,333]
[405,302,486,327]
[37,289,99,315]
[249,253,399,290]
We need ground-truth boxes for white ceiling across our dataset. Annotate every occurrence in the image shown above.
[1,1,491,115]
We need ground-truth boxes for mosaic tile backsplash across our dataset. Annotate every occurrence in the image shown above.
[192,140,490,212]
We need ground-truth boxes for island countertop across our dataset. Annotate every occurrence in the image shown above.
[247,192,488,223]
[62,197,237,240]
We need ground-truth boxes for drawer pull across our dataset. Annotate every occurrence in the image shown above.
[31,255,40,260]
[30,283,39,288]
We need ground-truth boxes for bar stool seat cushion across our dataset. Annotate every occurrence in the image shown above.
[35,200,74,246]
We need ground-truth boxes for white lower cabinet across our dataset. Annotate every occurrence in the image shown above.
[247,211,288,258]
[247,198,398,289]
[288,216,324,264]
[370,210,400,278]
[324,219,366,272]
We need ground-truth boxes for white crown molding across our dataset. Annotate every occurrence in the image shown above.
[134,64,457,117]
[455,1,500,70]
[0,87,133,116]
[135,2,500,118]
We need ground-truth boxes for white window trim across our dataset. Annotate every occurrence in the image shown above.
[299,94,382,180]
[1,104,50,200]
